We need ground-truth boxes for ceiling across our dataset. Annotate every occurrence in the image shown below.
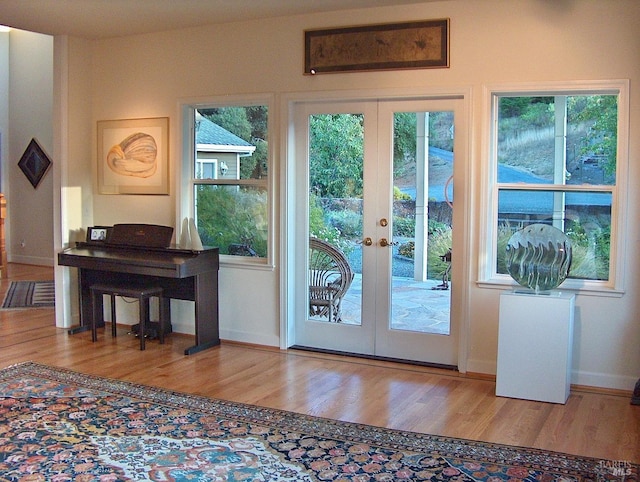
[0,0,431,40]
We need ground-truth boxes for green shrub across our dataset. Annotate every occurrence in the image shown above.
[393,216,415,237]
[398,241,414,258]
[396,226,452,280]
[393,186,411,200]
[197,186,267,256]
[497,220,610,281]
[326,209,362,238]
[427,226,452,279]
[309,194,351,253]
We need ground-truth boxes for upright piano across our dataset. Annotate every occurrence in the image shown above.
[58,224,219,355]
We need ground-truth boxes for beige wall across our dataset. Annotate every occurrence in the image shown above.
[7,29,53,266]
[0,31,8,194]
[55,0,640,389]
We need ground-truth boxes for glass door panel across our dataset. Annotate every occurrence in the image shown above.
[374,99,462,366]
[294,101,377,356]
[308,113,363,327]
[390,111,453,335]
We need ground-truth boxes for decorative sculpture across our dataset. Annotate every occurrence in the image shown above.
[505,223,572,293]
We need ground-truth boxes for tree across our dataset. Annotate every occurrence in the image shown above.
[309,114,364,198]
[199,106,269,179]
[196,186,268,256]
[393,112,416,179]
[571,95,618,175]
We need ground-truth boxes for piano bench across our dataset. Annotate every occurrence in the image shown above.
[89,283,168,351]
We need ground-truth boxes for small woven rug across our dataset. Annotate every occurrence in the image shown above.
[1,280,54,309]
[0,362,636,481]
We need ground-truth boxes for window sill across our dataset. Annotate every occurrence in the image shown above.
[476,278,624,298]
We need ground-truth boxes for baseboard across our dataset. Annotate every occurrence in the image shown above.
[571,370,638,393]
[570,384,633,398]
[465,358,637,393]
[8,255,54,266]
[170,318,279,348]
[220,328,279,348]
[466,358,496,376]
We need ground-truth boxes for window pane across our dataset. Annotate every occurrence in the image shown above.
[497,95,617,186]
[196,158,218,179]
[195,106,268,180]
[194,185,268,257]
[497,189,611,281]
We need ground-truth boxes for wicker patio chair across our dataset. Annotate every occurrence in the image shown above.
[309,237,354,323]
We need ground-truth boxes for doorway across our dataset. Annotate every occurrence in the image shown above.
[290,97,467,367]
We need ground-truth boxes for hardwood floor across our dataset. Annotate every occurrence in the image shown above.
[1,263,638,463]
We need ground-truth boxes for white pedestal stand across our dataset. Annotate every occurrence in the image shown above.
[496,290,575,404]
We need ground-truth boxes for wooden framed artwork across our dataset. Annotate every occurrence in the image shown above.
[97,117,169,195]
[305,19,449,74]
[18,138,52,189]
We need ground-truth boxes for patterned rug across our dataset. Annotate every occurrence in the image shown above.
[0,362,636,481]
[1,280,54,309]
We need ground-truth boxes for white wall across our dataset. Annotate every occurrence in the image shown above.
[0,31,9,194]
[8,29,53,265]
[54,35,94,327]
[57,0,639,389]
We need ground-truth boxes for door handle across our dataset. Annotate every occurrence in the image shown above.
[379,238,399,248]
[363,237,373,246]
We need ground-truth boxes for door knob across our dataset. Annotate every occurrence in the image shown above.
[380,218,388,227]
[363,237,373,246]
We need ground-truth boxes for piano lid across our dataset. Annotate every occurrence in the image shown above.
[106,223,174,249]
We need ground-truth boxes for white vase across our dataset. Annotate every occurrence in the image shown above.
[179,217,191,249]
[188,218,203,250]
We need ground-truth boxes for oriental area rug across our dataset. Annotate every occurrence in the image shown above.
[1,281,55,309]
[0,362,637,482]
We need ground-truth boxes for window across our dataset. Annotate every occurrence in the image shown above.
[483,82,628,292]
[183,99,271,264]
[196,158,219,180]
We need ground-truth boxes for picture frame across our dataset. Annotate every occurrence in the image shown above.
[18,138,52,189]
[305,19,449,74]
[97,117,169,195]
[86,226,112,243]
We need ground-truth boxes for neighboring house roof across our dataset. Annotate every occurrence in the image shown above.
[195,115,255,154]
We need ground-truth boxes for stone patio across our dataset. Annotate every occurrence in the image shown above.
[313,274,452,335]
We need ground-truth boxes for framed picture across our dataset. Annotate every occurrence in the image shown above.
[86,226,112,243]
[18,138,52,189]
[305,19,449,74]
[97,117,169,195]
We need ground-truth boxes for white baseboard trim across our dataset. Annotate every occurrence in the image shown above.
[466,358,636,391]
[8,255,54,266]
[466,358,496,376]
[169,321,279,349]
[219,328,279,348]
[171,320,195,336]
[571,370,638,392]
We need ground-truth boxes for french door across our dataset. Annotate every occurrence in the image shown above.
[292,97,467,367]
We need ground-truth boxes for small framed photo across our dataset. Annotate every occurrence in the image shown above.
[86,226,111,243]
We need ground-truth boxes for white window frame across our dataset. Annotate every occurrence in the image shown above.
[195,157,219,180]
[478,80,629,296]
[178,93,275,269]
